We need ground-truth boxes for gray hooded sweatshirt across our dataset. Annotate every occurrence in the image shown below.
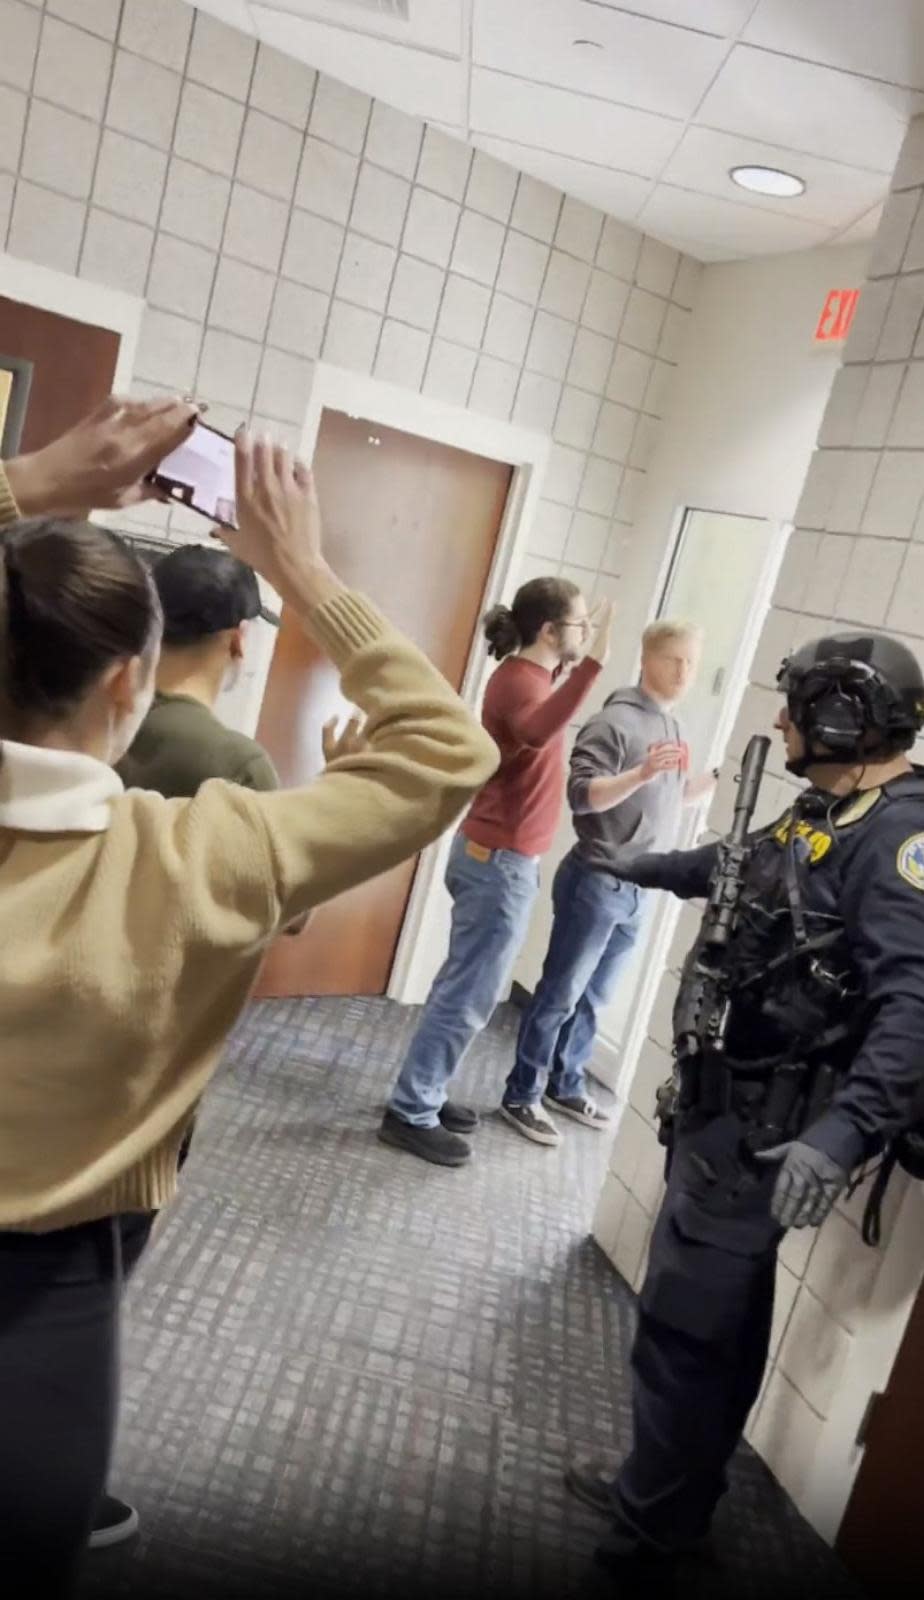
[568,686,686,874]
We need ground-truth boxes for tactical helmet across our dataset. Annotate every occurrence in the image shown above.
[777,632,924,762]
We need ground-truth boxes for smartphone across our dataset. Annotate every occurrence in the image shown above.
[148,420,237,527]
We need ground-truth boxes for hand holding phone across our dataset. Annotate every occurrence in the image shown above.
[149,419,238,526]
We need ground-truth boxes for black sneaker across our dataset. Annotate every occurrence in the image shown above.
[500,1102,561,1146]
[565,1457,618,1516]
[378,1110,472,1167]
[88,1494,139,1549]
[439,1101,479,1134]
[543,1091,611,1130]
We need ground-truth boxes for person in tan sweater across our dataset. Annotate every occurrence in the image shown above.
[0,404,497,1594]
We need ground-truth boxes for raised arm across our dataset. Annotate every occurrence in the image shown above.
[505,655,600,748]
[1,394,199,521]
[161,433,498,938]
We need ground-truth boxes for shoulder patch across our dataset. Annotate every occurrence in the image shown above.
[897,833,924,891]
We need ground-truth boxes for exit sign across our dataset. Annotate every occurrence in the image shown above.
[814,287,860,343]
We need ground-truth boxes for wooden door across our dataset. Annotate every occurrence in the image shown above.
[255,407,512,998]
[0,297,119,453]
[836,1274,924,1593]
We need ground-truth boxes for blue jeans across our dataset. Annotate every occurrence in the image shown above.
[505,850,643,1106]
[389,834,540,1128]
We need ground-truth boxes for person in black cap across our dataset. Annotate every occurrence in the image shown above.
[118,544,279,796]
[96,546,281,1551]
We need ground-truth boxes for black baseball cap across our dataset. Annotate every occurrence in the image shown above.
[154,545,278,645]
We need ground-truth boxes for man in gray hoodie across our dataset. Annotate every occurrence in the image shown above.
[502,620,711,1146]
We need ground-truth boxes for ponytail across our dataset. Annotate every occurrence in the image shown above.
[483,604,521,660]
[0,520,160,739]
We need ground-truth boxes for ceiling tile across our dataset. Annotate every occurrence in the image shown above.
[696,44,922,172]
[254,0,465,55]
[471,70,680,177]
[744,0,924,91]
[577,1,756,34]
[664,125,888,227]
[473,136,652,222]
[473,0,729,120]
[639,182,831,260]
[251,6,467,122]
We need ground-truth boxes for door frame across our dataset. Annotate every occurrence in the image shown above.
[0,253,143,455]
[248,361,550,1004]
[596,504,791,1099]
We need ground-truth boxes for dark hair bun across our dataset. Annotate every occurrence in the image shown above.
[483,603,521,660]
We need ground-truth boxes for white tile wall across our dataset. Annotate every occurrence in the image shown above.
[390,255,445,334]
[107,49,182,151]
[296,137,357,225]
[22,99,98,199]
[120,0,192,74]
[437,272,490,348]
[466,149,516,225]
[34,15,111,120]
[237,110,301,202]
[417,124,470,202]
[80,206,152,294]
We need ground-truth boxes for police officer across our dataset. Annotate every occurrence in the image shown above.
[565,631,924,1573]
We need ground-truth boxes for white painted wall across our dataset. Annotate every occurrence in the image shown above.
[514,240,870,1002]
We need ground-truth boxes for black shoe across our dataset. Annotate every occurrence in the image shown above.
[565,1458,618,1517]
[88,1494,139,1549]
[439,1101,479,1134]
[379,1111,472,1167]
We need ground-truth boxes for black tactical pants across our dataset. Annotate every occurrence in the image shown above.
[607,1109,783,1558]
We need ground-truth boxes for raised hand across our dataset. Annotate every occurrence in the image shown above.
[641,741,686,782]
[4,393,200,518]
[214,430,340,614]
[586,597,615,665]
[322,714,366,766]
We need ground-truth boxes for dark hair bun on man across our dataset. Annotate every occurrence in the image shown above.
[483,604,521,660]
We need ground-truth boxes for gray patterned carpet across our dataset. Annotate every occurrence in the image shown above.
[79,998,863,1600]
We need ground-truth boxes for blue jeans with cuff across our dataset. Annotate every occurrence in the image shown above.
[505,850,643,1107]
[389,833,540,1129]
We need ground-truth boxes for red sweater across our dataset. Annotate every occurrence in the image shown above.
[464,655,601,857]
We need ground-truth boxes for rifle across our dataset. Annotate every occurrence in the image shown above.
[669,733,771,1120]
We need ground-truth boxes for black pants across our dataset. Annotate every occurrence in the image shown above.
[0,1211,155,1597]
[608,1111,783,1557]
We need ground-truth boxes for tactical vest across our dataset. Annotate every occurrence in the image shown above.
[672,776,924,1239]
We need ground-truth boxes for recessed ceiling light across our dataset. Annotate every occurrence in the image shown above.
[730,164,806,198]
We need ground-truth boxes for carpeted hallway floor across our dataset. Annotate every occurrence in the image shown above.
[79,997,864,1600]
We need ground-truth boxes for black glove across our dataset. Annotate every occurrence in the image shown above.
[755,1140,848,1229]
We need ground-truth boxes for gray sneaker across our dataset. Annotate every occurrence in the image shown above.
[500,1101,561,1147]
[543,1092,611,1130]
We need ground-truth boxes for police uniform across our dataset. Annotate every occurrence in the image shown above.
[587,633,924,1566]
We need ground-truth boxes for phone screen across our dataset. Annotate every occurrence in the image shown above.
[152,421,237,527]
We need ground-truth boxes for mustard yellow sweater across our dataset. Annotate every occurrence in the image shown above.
[0,465,498,1230]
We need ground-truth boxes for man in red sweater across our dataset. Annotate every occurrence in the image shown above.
[380,576,612,1166]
